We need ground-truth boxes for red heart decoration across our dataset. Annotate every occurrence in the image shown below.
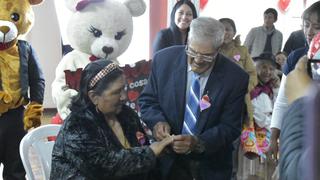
[127,90,139,101]
[200,0,208,10]
[64,68,83,91]
[278,0,291,12]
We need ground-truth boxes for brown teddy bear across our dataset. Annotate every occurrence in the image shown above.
[0,0,45,178]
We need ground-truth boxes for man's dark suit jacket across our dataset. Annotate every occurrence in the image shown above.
[139,46,249,180]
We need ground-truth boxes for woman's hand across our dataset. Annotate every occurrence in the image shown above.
[152,122,171,141]
[149,135,174,156]
[285,56,312,104]
[270,72,280,89]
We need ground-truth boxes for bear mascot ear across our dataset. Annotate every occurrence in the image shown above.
[29,0,44,5]
[124,0,146,17]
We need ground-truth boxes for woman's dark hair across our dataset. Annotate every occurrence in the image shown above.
[302,1,320,22]
[264,8,278,22]
[219,18,237,34]
[70,60,123,112]
[170,0,198,29]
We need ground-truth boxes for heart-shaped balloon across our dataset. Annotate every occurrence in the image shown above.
[200,0,208,10]
[278,0,291,12]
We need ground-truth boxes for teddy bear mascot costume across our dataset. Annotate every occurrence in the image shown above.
[51,0,146,123]
[0,0,45,179]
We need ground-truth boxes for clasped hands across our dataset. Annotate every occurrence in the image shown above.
[152,121,198,155]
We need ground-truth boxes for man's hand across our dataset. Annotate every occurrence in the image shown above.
[171,135,198,154]
[285,55,312,104]
[153,122,171,141]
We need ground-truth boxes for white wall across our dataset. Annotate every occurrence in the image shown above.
[27,0,62,108]
[54,0,72,45]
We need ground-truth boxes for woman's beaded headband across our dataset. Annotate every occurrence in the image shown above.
[89,63,120,89]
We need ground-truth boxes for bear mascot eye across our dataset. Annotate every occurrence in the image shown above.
[10,13,20,22]
[114,30,126,40]
[89,26,102,37]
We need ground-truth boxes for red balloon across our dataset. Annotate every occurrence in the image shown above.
[278,0,291,12]
[200,0,208,10]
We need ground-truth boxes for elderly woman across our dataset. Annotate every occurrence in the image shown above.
[50,60,173,180]
[219,18,258,120]
[152,0,197,54]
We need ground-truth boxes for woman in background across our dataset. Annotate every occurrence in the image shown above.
[219,17,258,179]
[219,18,257,96]
[152,0,197,54]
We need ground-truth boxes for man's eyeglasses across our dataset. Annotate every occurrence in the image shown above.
[185,45,217,62]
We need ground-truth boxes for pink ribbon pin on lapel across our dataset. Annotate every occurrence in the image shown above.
[200,94,211,111]
[233,54,241,61]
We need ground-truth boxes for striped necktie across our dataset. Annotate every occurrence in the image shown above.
[182,73,200,135]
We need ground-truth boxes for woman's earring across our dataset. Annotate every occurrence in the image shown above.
[95,105,100,113]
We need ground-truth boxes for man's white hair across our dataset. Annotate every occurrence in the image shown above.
[188,17,225,49]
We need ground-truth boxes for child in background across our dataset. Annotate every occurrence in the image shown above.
[275,51,288,79]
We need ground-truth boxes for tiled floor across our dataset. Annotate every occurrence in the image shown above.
[236,153,278,180]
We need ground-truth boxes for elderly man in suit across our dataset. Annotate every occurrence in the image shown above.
[139,17,249,180]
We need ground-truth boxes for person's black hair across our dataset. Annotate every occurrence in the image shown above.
[264,8,278,22]
[69,60,123,112]
[253,52,277,67]
[302,1,320,23]
[219,18,237,34]
[170,0,198,30]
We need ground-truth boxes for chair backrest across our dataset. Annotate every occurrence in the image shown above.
[19,124,61,180]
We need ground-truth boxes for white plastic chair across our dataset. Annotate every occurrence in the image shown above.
[0,163,3,178]
[19,124,61,180]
